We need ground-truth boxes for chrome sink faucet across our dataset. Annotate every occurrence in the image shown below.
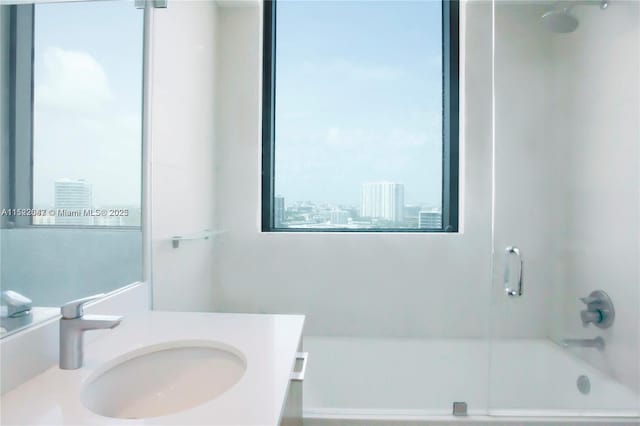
[59,294,122,370]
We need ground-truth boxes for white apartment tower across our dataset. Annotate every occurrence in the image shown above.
[54,178,93,225]
[418,210,442,229]
[274,195,285,227]
[360,182,405,222]
[329,209,350,225]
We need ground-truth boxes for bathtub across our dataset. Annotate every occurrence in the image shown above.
[303,337,639,425]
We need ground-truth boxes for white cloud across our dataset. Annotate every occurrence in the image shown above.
[35,47,113,113]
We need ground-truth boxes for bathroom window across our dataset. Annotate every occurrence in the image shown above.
[2,1,143,228]
[262,0,459,232]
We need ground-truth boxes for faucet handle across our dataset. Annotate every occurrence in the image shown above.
[577,290,615,329]
[61,294,105,319]
[580,296,599,305]
[2,290,32,318]
[580,309,602,326]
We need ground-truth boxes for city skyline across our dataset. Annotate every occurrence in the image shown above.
[276,180,440,214]
[275,181,442,229]
[32,177,141,226]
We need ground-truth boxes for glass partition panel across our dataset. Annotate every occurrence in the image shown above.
[489,0,639,417]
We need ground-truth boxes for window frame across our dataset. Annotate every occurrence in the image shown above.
[2,4,143,230]
[3,5,34,229]
[262,0,460,233]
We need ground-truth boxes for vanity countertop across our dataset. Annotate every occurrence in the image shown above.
[0,311,305,426]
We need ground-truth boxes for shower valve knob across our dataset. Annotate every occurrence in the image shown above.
[580,296,599,305]
[580,310,602,327]
[579,290,615,329]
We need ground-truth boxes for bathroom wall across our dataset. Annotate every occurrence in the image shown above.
[492,0,639,392]
[548,0,640,392]
[210,2,638,389]
[149,0,218,311]
[212,1,501,338]
[490,2,564,339]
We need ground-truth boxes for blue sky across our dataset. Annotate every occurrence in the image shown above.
[275,0,443,208]
[30,0,443,210]
[33,0,143,207]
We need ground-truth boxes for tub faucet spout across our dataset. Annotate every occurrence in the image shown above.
[561,336,605,351]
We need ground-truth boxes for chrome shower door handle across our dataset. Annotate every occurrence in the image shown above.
[504,246,523,297]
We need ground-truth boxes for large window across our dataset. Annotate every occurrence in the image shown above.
[3,1,143,228]
[262,0,459,232]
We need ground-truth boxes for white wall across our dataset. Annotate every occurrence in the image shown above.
[492,0,639,392]
[212,1,500,338]
[149,0,218,311]
[142,0,639,399]
[549,0,640,392]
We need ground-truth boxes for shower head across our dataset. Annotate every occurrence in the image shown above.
[541,0,609,34]
[542,7,579,33]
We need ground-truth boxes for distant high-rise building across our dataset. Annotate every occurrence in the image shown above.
[32,214,56,225]
[418,210,442,229]
[274,195,285,227]
[92,214,123,227]
[329,209,350,225]
[360,182,404,222]
[118,207,142,227]
[403,205,421,228]
[54,178,92,225]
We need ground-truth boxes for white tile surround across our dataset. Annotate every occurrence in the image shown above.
[204,0,640,396]
[548,0,640,393]
[492,0,640,393]
[148,0,218,312]
[212,0,494,339]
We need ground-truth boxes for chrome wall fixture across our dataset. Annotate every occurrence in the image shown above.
[171,229,224,249]
[562,336,606,351]
[541,0,610,33]
[504,246,524,297]
[1,290,32,318]
[580,290,615,329]
[135,0,168,9]
[452,402,468,416]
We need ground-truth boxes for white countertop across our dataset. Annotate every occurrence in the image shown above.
[1,311,305,426]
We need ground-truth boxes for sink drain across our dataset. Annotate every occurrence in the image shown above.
[577,375,591,394]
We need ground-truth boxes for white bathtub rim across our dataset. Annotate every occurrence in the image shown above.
[304,407,640,423]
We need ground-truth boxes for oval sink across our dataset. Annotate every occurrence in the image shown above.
[81,341,246,419]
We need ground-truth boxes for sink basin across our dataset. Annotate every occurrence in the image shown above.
[81,341,246,419]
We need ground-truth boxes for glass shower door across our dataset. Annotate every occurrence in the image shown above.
[489,0,639,417]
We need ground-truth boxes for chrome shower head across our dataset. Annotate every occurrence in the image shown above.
[542,0,610,34]
[542,7,579,33]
